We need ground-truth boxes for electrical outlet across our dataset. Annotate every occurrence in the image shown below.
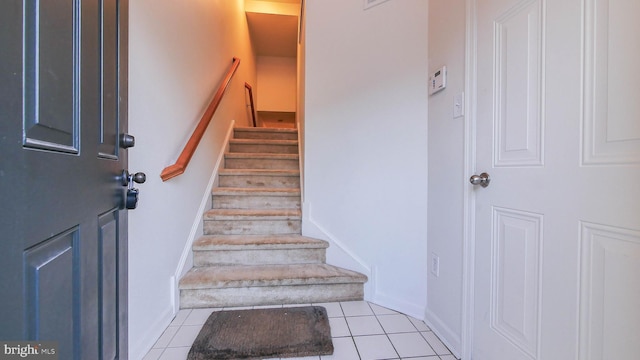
[431,253,440,277]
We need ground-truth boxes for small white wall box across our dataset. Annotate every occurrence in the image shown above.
[429,66,447,95]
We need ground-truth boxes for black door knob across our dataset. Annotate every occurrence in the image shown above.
[125,188,139,209]
[119,134,136,149]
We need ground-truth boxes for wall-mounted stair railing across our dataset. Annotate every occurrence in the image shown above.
[245,83,257,127]
[160,57,241,182]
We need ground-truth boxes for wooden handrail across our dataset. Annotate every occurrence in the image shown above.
[161,57,241,181]
[245,83,257,127]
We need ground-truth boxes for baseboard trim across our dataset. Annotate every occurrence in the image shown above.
[129,303,174,360]
[424,307,462,358]
[172,120,235,313]
[302,202,371,278]
[373,290,427,321]
[302,207,429,320]
[302,202,375,298]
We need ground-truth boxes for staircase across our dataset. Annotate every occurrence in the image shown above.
[179,127,367,308]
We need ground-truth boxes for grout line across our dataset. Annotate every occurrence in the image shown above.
[338,301,363,360]
[368,301,402,359]
[149,301,453,360]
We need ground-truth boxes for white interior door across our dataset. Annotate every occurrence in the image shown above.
[471,0,640,359]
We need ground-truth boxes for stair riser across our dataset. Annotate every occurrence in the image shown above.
[224,158,299,170]
[180,283,364,308]
[234,131,297,140]
[229,143,298,154]
[212,195,301,209]
[193,248,326,266]
[218,174,300,188]
[204,220,301,235]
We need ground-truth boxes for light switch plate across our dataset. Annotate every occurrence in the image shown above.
[431,253,440,277]
[453,92,465,118]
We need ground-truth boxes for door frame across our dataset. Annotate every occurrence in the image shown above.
[117,1,130,357]
[461,0,478,359]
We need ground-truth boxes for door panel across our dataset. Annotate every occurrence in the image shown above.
[493,0,543,167]
[99,0,121,159]
[99,210,120,360]
[473,0,640,359]
[24,228,79,356]
[0,1,129,359]
[23,0,79,153]
[579,223,640,359]
[582,0,640,165]
[490,207,542,359]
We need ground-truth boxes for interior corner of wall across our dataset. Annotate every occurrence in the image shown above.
[363,265,428,322]
[170,275,178,313]
[362,264,380,304]
[129,303,174,360]
[371,285,427,321]
[301,201,371,279]
[424,308,462,358]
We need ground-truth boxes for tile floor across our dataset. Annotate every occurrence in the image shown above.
[143,301,460,360]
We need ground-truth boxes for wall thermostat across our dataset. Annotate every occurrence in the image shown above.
[429,66,447,95]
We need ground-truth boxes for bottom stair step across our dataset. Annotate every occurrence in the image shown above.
[179,264,368,308]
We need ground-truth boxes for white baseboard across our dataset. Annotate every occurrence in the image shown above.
[372,290,427,321]
[424,307,462,358]
[129,303,174,360]
[301,202,371,278]
[172,120,236,313]
[302,203,433,330]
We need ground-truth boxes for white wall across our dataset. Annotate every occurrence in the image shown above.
[426,0,466,355]
[304,0,429,319]
[128,1,256,358]
[257,56,297,111]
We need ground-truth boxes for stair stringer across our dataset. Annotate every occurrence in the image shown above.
[301,202,374,299]
[172,120,235,313]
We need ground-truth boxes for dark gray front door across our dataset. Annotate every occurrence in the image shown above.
[0,1,129,359]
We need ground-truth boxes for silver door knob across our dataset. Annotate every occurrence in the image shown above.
[470,172,491,188]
